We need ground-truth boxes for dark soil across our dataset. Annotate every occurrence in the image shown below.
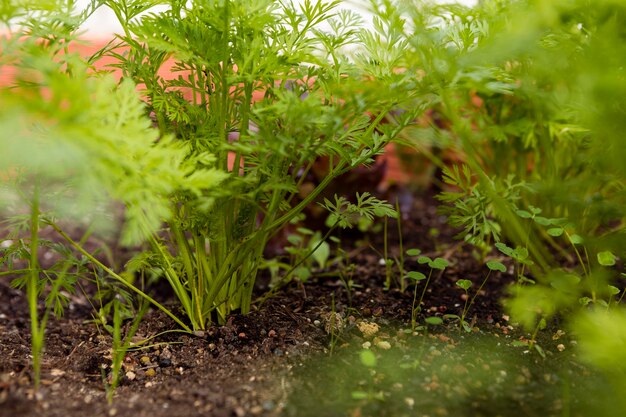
[0,194,612,417]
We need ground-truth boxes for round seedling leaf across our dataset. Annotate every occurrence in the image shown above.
[456,279,472,291]
[597,251,617,267]
[608,285,620,296]
[569,234,584,245]
[513,247,529,261]
[406,248,422,257]
[547,227,564,237]
[407,271,426,281]
[533,216,552,226]
[359,349,377,368]
[495,242,514,256]
[486,260,506,272]
[351,391,368,400]
[429,257,449,270]
[418,256,432,264]
[516,210,532,219]
[424,316,443,326]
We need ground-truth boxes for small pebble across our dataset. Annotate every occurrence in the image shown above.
[125,371,136,381]
[145,368,156,377]
[268,329,277,338]
[375,340,391,350]
[404,397,415,408]
[140,356,151,365]
[262,400,276,411]
[159,358,172,368]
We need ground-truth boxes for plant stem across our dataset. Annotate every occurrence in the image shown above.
[48,222,191,332]
[28,185,42,389]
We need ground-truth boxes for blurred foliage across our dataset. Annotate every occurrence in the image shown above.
[0,0,226,245]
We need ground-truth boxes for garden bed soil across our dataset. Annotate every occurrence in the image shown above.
[0,194,604,417]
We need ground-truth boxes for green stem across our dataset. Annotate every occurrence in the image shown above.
[28,185,42,389]
[49,222,191,332]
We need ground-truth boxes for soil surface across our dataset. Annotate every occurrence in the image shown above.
[0,194,610,417]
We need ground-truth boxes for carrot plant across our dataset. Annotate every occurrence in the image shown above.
[95,0,422,329]
[0,1,227,381]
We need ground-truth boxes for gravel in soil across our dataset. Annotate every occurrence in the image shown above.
[0,194,615,417]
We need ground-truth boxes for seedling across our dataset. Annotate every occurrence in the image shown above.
[105,299,148,404]
[351,349,385,402]
[495,242,534,285]
[448,260,506,332]
[406,249,449,331]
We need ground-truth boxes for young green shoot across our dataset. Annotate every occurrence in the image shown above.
[452,260,506,332]
[406,249,449,331]
[106,300,148,404]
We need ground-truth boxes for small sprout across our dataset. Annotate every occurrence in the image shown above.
[425,316,443,326]
[597,251,617,267]
[407,271,426,281]
[456,279,472,291]
[486,260,506,272]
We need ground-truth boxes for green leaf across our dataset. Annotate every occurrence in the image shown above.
[486,260,506,272]
[424,316,443,325]
[547,228,564,237]
[417,256,432,264]
[516,210,532,219]
[456,279,472,290]
[351,391,368,400]
[495,242,514,256]
[608,285,620,296]
[597,251,617,267]
[406,248,422,257]
[569,234,584,245]
[534,344,546,358]
[513,247,529,261]
[407,271,426,281]
[310,239,330,269]
[533,216,552,226]
[359,349,377,368]
[429,257,449,270]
